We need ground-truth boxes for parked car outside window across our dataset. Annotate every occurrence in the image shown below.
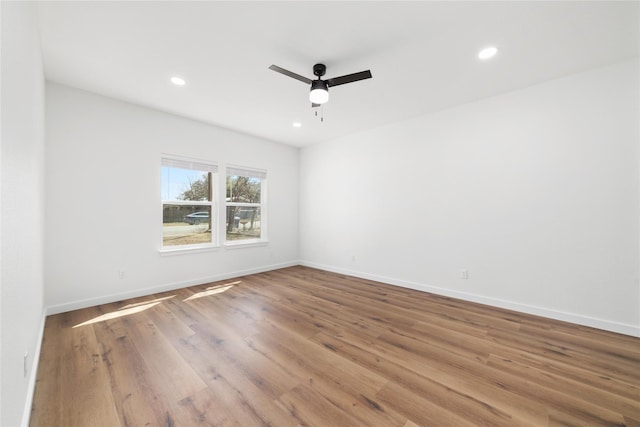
[183,211,209,225]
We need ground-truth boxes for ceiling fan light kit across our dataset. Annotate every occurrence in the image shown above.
[269,62,372,109]
[309,80,329,104]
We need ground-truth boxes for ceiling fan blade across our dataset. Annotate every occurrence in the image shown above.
[326,70,372,87]
[269,65,313,85]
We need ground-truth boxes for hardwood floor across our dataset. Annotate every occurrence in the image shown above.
[31,266,640,426]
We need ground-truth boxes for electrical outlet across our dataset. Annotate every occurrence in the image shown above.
[461,269,469,280]
[23,352,28,377]
[118,271,125,280]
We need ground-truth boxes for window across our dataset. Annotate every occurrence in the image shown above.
[226,166,266,243]
[161,156,217,249]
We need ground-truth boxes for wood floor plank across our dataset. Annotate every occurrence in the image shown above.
[316,329,548,426]
[91,308,179,426]
[376,328,629,426]
[276,383,362,427]
[143,295,196,343]
[623,416,640,427]
[248,326,401,427]
[31,266,640,426]
[486,353,640,420]
[170,387,242,427]
[248,320,388,399]
[29,315,64,426]
[59,316,120,426]
[487,326,640,383]
[411,316,640,413]
[375,382,479,427]
[127,318,208,401]
[174,333,301,427]
[186,316,300,401]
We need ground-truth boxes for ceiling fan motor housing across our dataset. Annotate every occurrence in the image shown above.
[313,63,327,78]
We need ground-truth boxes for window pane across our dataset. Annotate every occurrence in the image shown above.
[226,175,261,203]
[226,206,261,241]
[162,167,211,201]
[163,205,212,246]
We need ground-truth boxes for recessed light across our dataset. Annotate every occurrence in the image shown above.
[292,122,302,128]
[170,76,186,86]
[478,46,498,60]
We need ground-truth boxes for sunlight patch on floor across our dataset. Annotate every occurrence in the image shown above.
[72,280,242,328]
[183,281,241,301]
[73,295,176,328]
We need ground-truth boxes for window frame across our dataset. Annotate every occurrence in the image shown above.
[224,165,267,246]
[160,154,219,253]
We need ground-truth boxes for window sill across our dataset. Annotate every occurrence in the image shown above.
[159,245,219,256]
[224,240,269,249]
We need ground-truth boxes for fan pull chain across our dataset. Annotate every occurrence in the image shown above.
[313,105,325,122]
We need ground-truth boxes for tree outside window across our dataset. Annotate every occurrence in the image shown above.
[226,167,266,243]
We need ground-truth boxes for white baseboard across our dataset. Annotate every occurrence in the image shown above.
[21,308,47,427]
[299,260,640,338]
[46,261,299,315]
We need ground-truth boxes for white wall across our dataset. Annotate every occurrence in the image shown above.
[45,84,299,312]
[300,59,640,336]
[1,2,46,425]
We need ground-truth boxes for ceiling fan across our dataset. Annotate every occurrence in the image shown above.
[269,63,372,107]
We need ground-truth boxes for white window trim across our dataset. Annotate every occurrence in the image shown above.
[160,154,219,252]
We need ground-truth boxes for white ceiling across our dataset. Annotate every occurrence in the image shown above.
[36,1,639,147]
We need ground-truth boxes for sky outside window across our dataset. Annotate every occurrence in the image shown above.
[161,166,206,201]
